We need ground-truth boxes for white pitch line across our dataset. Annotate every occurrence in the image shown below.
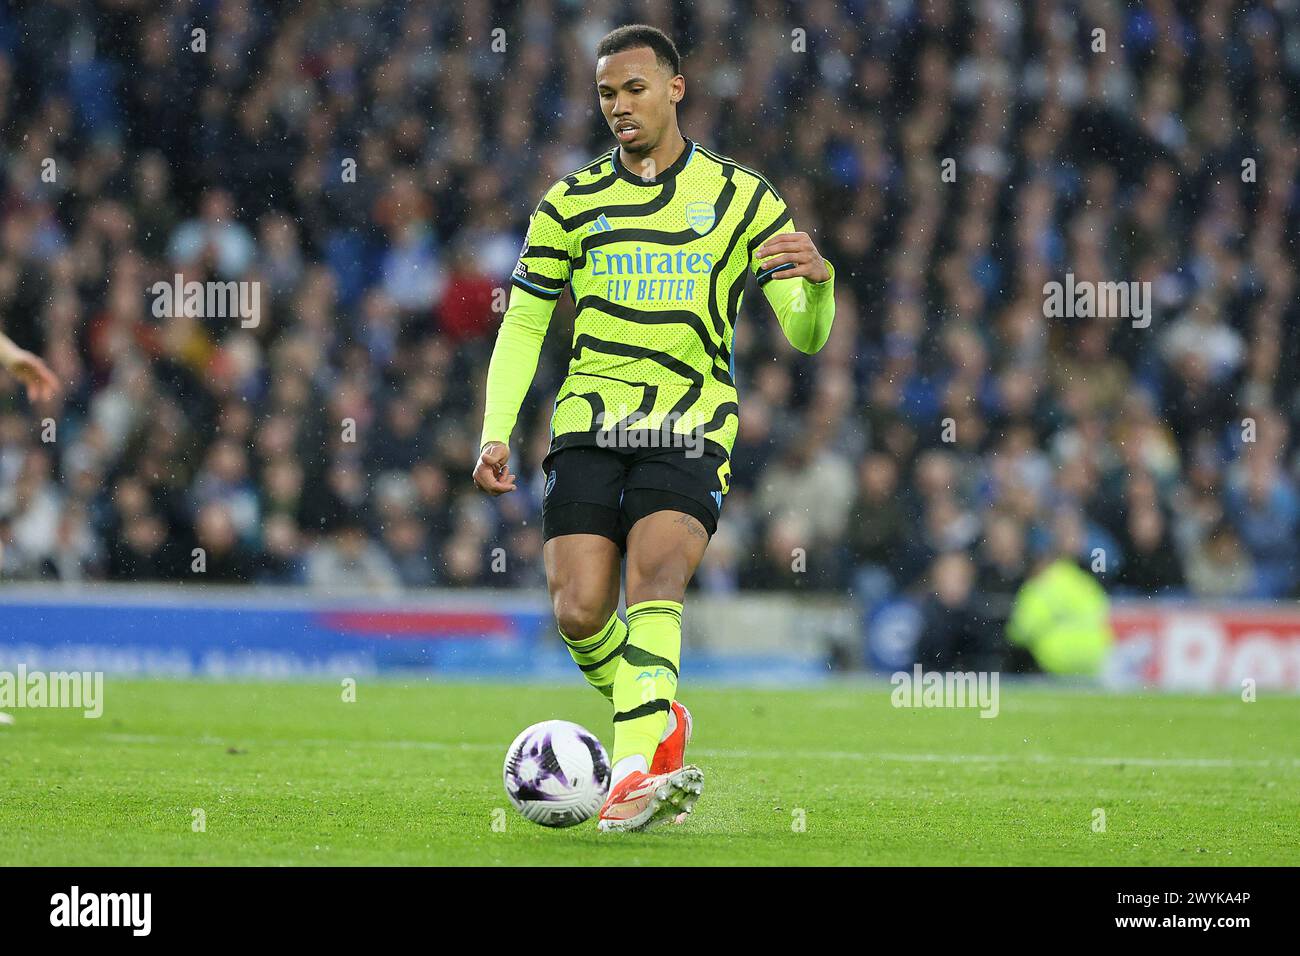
[100,734,1300,770]
[694,748,1300,769]
[103,733,495,752]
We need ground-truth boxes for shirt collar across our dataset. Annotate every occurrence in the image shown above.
[612,136,695,186]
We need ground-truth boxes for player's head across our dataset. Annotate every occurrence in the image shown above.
[595,24,683,157]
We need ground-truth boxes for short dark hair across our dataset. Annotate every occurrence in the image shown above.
[596,24,681,76]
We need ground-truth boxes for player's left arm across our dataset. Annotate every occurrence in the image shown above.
[749,189,836,354]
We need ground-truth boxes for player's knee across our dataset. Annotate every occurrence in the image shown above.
[552,592,613,640]
[625,561,688,605]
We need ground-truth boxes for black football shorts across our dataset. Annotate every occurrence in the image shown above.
[540,443,731,552]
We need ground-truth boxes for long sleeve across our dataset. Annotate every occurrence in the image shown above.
[480,189,570,449]
[761,259,836,354]
[479,285,559,449]
[747,185,836,354]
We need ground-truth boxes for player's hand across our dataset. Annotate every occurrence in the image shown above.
[472,441,517,496]
[4,348,60,402]
[756,231,831,284]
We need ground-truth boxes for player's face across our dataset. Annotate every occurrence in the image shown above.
[596,47,683,154]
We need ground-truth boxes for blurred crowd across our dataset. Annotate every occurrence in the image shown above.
[1,1,1298,637]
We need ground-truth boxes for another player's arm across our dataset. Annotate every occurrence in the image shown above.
[0,331,59,401]
[473,188,570,496]
[750,191,836,354]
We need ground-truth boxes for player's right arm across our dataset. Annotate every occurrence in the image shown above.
[473,185,570,496]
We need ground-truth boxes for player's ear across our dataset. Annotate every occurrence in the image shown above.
[669,74,685,104]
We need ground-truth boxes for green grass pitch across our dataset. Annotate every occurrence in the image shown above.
[1,679,1297,866]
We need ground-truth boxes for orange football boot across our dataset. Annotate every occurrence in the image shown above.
[596,765,704,833]
[650,700,693,774]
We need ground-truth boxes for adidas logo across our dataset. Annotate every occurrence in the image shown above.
[587,213,613,234]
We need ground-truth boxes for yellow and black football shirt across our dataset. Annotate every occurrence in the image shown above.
[481,136,836,458]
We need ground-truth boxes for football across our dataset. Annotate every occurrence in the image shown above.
[503,720,611,827]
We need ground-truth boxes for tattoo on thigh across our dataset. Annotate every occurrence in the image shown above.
[675,513,708,539]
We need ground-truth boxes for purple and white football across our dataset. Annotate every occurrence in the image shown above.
[503,720,611,827]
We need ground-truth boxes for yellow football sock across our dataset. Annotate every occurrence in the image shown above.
[559,611,627,701]
[610,600,682,766]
